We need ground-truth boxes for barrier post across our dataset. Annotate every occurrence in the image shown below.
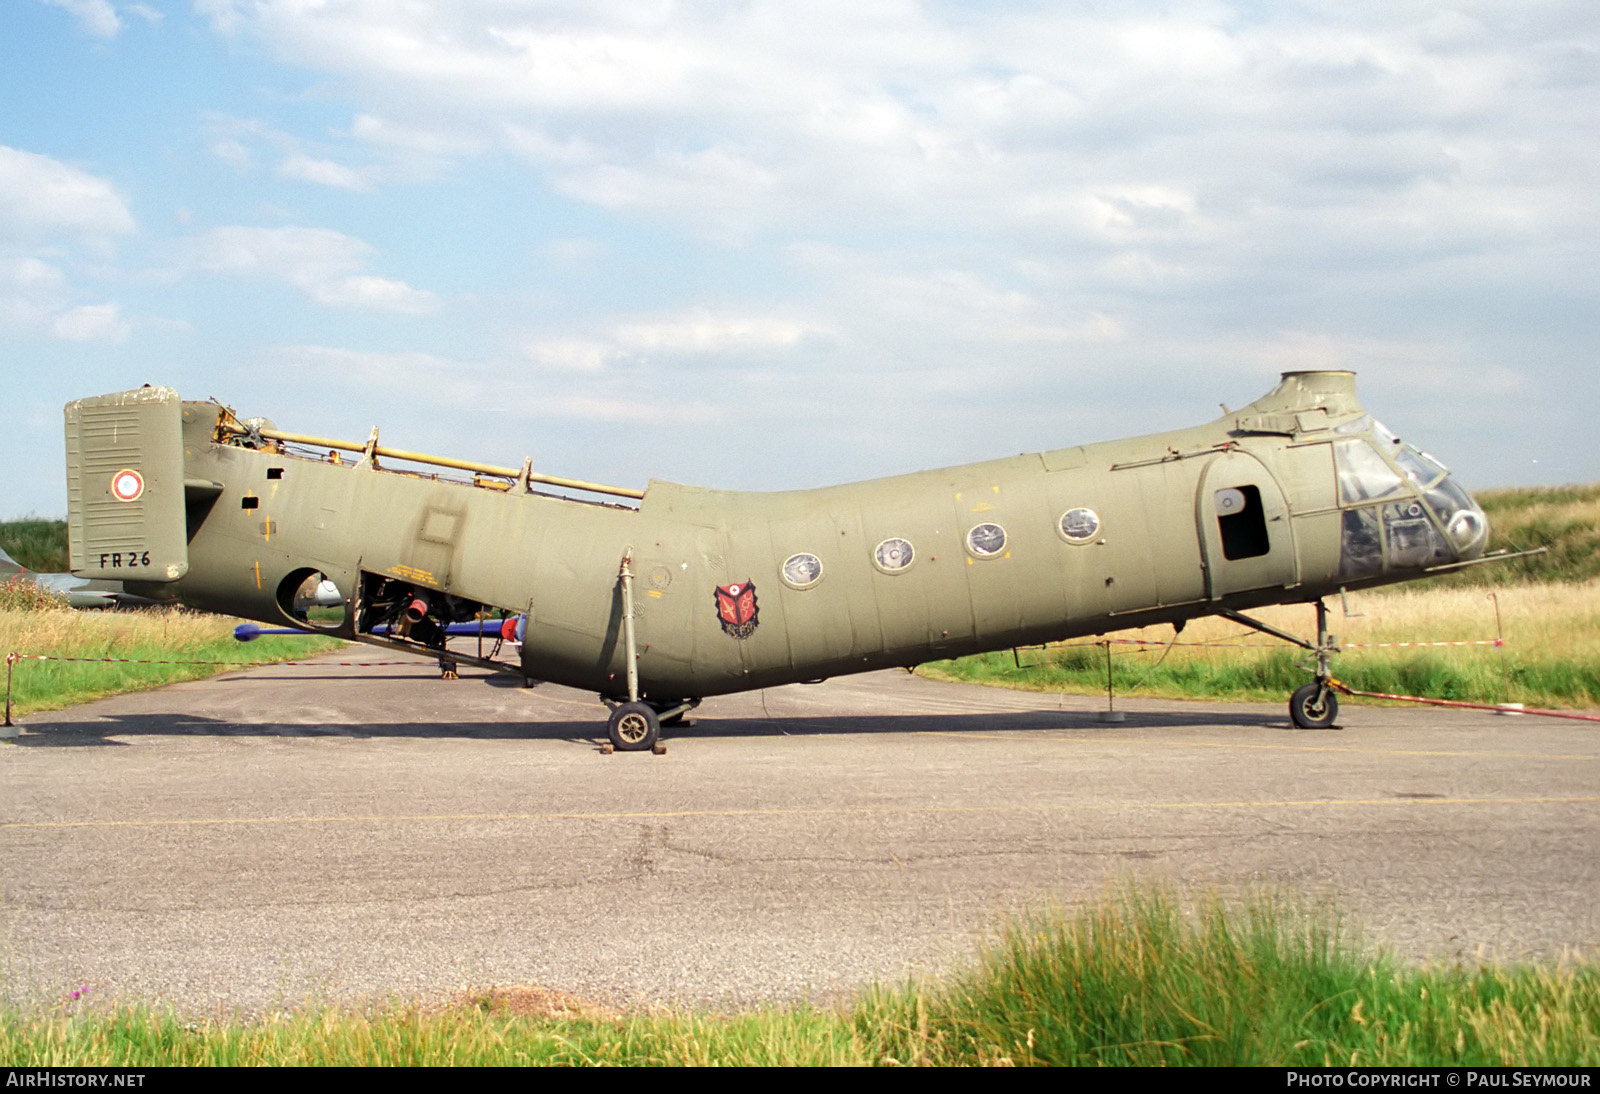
[1097,640,1125,723]
[3,652,18,737]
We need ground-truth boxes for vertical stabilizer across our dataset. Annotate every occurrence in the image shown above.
[0,547,26,579]
[64,387,189,582]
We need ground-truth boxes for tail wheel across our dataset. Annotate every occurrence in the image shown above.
[1289,682,1339,729]
[607,701,660,752]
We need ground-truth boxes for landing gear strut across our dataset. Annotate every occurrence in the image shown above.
[1220,599,1342,730]
[1290,599,1341,729]
[602,549,698,753]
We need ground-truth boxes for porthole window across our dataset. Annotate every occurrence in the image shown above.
[966,522,1007,558]
[873,537,915,574]
[1059,507,1100,543]
[781,552,824,590]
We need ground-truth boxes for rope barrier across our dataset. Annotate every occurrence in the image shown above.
[1328,680,1600,723]
[1040,637,1504,651]
[1342,639,1503,649]
[9,653,427,667]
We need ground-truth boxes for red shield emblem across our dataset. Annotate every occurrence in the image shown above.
[714,580,759,639]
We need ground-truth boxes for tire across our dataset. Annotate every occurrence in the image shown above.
[1289,682,1338,729]
[608,701,660,752]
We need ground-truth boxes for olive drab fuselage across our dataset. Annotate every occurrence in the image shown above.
[66,371,1489,707]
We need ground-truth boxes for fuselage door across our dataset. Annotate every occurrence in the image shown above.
[1197,450,1298,599]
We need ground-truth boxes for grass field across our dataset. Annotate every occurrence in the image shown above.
[923,580,1600,710]
[0,604,343,719]
[1444,482,1600,586]
[0,517,69,573]
[4,889,1595,1066]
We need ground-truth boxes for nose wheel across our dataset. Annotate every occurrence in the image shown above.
[1289,681,1339,729]
[1223,600,1344,730]
[1292,598,1341,729]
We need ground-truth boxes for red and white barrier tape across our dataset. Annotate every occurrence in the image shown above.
[1341,639,1503,648]
[7,652,430,668]
[1329,681,1600,723]
[1052,637,1504,650]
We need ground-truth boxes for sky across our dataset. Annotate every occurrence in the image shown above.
[2,0,1596,519]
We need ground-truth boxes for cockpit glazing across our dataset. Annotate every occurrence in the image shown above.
[1332,416,1488,581]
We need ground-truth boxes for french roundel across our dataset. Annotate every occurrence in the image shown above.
[110,469,145,503]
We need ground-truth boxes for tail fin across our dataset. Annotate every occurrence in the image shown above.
[64,387,189,582]
[0,546,27,579]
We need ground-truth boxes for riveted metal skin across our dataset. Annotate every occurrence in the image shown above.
[64,372,1488,718]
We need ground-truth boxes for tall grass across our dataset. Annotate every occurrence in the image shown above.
[925,581,1600,709]
[0,575,69,612]
[4,890,1595,1066]
[1,607,343,718]
[1445,483,1600,586]
[875,889,1600,1066]
[0,517,69,573]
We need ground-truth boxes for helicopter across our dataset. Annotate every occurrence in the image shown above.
[64,370,1491,751]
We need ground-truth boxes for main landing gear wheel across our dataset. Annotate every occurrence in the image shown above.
[1289,682,1339,729]
[607,701,660,752]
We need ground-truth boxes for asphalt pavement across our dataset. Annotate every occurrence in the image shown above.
[3,649,1596,1013]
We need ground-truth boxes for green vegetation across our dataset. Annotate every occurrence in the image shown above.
[925,581,1600,710]
[1436,482,1600,587]
[0,575,69,613]
[0,606,343,719]
[0,520,342,716]
[5,890,1596,1065]
[0,517,69,573]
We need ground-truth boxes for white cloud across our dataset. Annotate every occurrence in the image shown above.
[0,146,134,241]
[524,337,616,373]
[538,236,603,264]
[0,254,67,328]
[276,344,463,385]
[210,139,254,171]
[349,113,478,156]
[188,226,437,314]
[51,302,130,342]
[192,0,242,35]
[522,309,827,376]
[204,2,1599,264]
[276,153,372,191]
[204,115,399,190]
[111,3,1599,491]
[310,274,434,313]
[42,0,120,39]
[0,146,137,341]
[615,311,815,353]
[274,343,684,429]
